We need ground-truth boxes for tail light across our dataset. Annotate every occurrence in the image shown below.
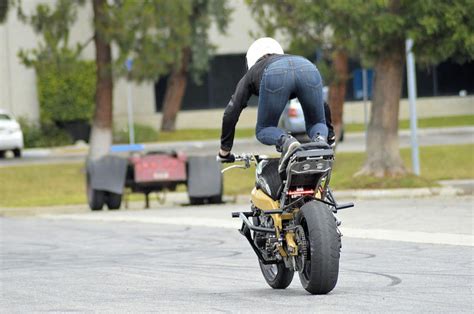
[288,187,315,198]
[288,107,298,117]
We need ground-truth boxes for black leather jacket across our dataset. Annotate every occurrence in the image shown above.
[220,54,287,151]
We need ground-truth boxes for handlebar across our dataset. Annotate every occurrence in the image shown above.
[216,153,258,163]
[218,153,267,173]
[234,153,255,163]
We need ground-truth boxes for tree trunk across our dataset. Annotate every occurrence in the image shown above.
[161,47,191,132]
[328,49,348,144]
[89,0,113,160]
[356,44,406,177]
[0,0,9,23]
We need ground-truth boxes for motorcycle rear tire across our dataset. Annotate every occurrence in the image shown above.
[259,260,294,289]
[297,200,340,294]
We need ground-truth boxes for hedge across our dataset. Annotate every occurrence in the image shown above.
[36,59,96,124]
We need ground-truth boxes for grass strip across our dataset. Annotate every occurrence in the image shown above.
[156,128,255,142]
[1,144,472,208]
[155,115,473,142]
[225,144,473,195]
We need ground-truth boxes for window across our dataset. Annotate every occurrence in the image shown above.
[155,53,258,111]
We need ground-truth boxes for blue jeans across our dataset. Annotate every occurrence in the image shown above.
[256,56,328,147]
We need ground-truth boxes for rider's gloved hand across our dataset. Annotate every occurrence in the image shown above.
[217,149,235,163]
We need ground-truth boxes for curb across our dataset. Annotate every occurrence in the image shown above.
[1,184,469,217]
[328,186,465,200]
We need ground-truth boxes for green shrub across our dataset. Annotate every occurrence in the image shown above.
[113,124,159,144]
[36,59,96,124]
[18,118,72,148]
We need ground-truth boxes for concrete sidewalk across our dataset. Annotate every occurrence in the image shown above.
[1,179,471,218]
[39,195,474,247]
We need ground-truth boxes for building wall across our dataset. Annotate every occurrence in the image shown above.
[0,0,295,129]
[1,1,472,132]
[0,0,41,121]
[114,0,269,129]
[0,0,95,122]
[208,0,261,54]
[0,0,261,127]
[142,95,474,130]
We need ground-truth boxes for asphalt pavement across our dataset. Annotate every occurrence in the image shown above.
[1,196,472,312]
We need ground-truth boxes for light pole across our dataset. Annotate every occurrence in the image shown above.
[405,38,421,175]
[362,68,368,142]
[125,58,135,145]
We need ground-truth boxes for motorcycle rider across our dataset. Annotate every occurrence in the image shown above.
[218,37,331,174]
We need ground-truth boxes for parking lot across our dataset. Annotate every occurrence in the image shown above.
[1,197,472,312]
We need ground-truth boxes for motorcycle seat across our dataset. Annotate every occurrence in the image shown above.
[296,141,330,151]
[256,158,283,200]
[293,142,333,158]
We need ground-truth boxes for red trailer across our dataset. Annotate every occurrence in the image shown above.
[86,149,222,210]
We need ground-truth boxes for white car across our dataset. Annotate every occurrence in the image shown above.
[0,109,24,158]
[279,86,329,141]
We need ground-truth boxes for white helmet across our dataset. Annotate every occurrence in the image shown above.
[246,37,284,69]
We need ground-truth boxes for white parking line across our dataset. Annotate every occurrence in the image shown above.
[42,214,474,247]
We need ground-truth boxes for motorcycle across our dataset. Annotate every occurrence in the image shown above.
[220,142,353,294]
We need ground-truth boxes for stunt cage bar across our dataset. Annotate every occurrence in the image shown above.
[231,188,354,220]
[232,190,354,265]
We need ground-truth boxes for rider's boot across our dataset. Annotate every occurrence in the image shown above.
[327,132,336,147]
[312,134,329,146]
[278,135,301,174]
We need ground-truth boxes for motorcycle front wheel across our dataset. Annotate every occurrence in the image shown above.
[258,260,294,289]
[297,200,341,294]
